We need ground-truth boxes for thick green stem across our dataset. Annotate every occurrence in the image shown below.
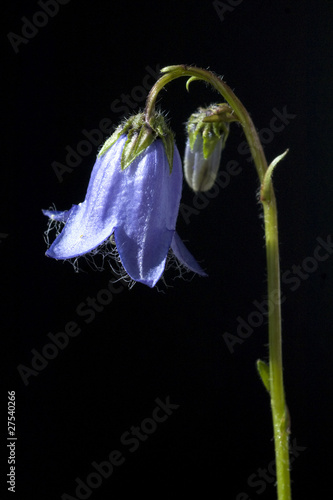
[146,65,292,500]
[262,186,291,500]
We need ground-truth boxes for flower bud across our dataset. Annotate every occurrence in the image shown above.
[184,103,233,192]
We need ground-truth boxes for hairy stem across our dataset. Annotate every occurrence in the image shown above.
[146,65,291,500]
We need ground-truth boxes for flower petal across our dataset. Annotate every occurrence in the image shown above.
[45,135,129,259]
[171,232,208,276]
[114,226,175,288]
[42,207,74,223]
[114,139,183,287]
[184,135,223,192]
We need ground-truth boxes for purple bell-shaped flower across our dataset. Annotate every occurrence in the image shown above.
[43,114,207,288]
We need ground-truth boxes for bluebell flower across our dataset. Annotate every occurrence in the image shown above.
[43,116,207,288]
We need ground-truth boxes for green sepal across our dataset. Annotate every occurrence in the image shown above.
[98,112,175,173]
[201,123,227,159]
[98,125,123,157]
[186,103,234,160]
[256,359,270,393]
[120,122,155,170]
[149,113,174,173]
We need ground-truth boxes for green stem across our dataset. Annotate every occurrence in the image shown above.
[262,186,291,500]
[144,65,268,182]
[146,65,291,500]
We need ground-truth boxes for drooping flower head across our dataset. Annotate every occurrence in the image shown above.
[184,103,233,192]
[43,113,207,288]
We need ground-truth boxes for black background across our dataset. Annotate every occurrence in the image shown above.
[2,0,333,498]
